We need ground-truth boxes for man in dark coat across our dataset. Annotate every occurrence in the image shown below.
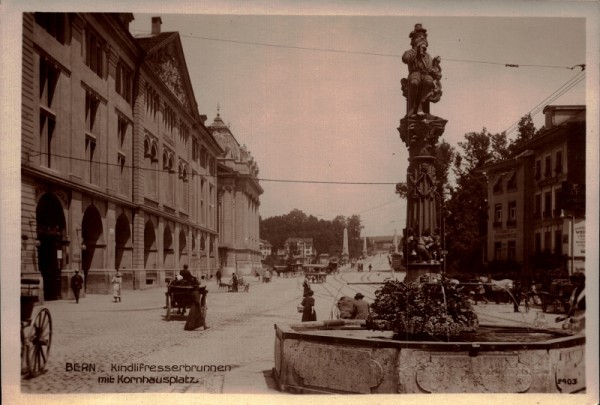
[352,293,370,319]
[71,270,84,303]
[232,273,239,292]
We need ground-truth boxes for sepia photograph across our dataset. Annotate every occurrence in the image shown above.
[1,1,598,404]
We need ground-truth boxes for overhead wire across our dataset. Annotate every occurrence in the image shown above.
[131,29,581,71]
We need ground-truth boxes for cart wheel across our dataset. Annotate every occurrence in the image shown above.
[166,296,172,321]
[25,308,52,378]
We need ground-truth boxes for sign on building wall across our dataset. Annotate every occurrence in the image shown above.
[573,219,585,257]
[562,181,586,212]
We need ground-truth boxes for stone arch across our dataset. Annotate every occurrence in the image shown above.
[179,228,187,267]
[114,213,131,271]
[163,224,174,269]
[81,204,104,290]
[36,192,67,300]
[144,219,157,269]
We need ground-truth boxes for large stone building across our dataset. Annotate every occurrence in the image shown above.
[209,110,263,277]
[483,105,586,275]
[21,13,223,300]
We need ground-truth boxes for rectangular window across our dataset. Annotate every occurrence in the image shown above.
[494,242,502,261]
[534,194,541,219]
[494,204,502,227]
[544,231,551,252]
[85,28,104,78]
[200,179,205,225]
[39,58,59,168]
[85,92,99,134]
[507,241,516,261]
[35,13,66,44]
[535,160,541,180]
[85,134,96,184]
[543,192,552,218]
[555,151,563,175]
[535,233,541,254]
[544,155,552,178]
[116,61,133,104]
[554,230,562,255]
[118,118,128,148]
[554,189,563,217]
[200,147,207,168]
[507,201,517,226]
[117,152,128,195]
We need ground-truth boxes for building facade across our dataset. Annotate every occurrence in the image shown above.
[210,111,263,277]
[21,13,222,300]
[259,239,272,260]
[483,105,585,275]
[283,238,316,264]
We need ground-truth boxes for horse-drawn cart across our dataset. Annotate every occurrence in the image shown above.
[164,282,207,321]
[21,278,52,378]
[539,279,574,314]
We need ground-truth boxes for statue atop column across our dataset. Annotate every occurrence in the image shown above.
[396,24,448,281]
[398,24,447,158]
[401,24,443,117]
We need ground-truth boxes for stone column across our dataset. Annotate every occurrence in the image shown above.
[398,24,447,282]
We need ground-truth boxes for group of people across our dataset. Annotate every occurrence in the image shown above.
[337,293,370,320]
[70,269,123,303]
[170,265,209,331]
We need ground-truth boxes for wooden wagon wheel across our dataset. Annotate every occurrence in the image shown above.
[165,293,172,321]
[24,308,52,378]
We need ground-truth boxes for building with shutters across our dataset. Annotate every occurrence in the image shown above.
[21,13,222,300]
[482,105,585,275]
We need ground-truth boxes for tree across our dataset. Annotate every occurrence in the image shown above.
[507,114,539,157]
[260,209,362,261]
[445,128,502,274]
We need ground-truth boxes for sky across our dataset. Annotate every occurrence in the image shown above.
[0,1,596,241]
[127,11,589,237]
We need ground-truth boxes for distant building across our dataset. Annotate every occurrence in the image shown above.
[259,239,272,260]
[482,105,585,275]
[368,236,394,254]
[284,237,316,264]
[209,110,263,277]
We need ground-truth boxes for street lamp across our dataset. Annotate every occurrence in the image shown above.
[560,210,575,276]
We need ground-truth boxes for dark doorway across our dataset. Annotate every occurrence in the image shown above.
[36,193,66,301]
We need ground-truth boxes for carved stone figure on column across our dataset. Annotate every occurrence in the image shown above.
[401,24,442,117]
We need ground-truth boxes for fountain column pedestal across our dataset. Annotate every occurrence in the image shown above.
[398,114,447,282]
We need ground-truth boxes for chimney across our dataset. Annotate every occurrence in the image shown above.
[151,16,162,35]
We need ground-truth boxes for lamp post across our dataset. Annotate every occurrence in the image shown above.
[560,210,575,276]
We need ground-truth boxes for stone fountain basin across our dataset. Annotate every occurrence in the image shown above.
[273,320,585,394]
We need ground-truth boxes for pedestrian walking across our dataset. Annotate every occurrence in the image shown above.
[70,270,84,303]
[301,290,317,322]
[112,270,123,302]
[352,293,370,319]
[302,277,312,297]
[232,273,239,292]
[216,268,222,285]
[368,264,372,272]
[184,282,209,331]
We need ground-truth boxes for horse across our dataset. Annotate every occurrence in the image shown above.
[479,276,514,303]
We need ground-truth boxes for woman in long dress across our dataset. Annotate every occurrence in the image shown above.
[112,270,122,302]
[184,284,208,331]
[301,290,317,322]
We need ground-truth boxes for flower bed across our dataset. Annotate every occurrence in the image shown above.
[367,277,478,339]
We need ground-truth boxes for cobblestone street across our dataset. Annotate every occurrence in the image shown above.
[21,259,571,395]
